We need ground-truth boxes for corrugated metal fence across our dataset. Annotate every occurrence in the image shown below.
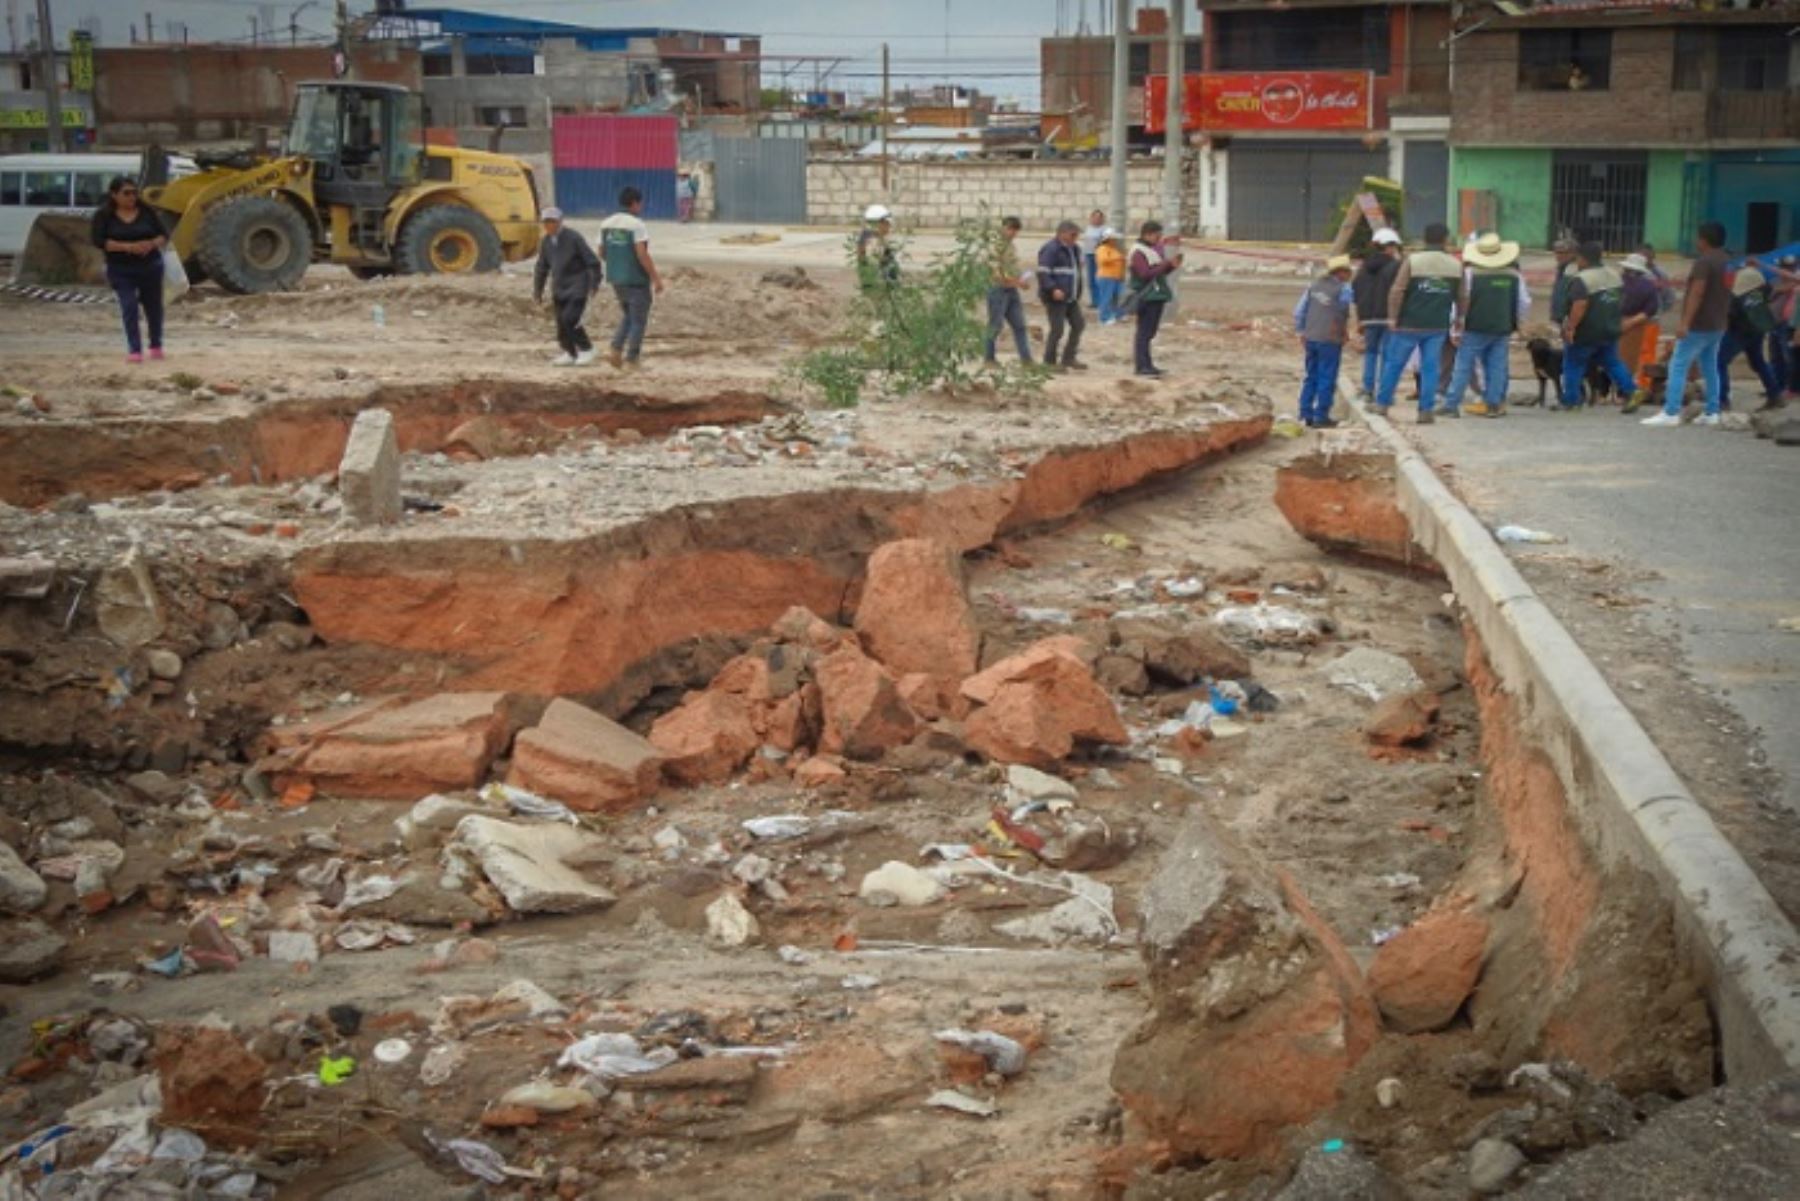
[552,115,679,219]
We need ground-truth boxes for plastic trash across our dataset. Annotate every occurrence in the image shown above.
[926,1089,998,1118]
[444,1138,507,1184]
[1015,607,1074,625]
[1214,603,1322,644]
[1271,415,1307,439]
[934,1029,1027,1077]
[557,1032,679,1080]
[1494,525,1563,545]
[327,1004,363,1036]
[372,304,386,329]
[318,1055,356,1086]
[481,782,577,825]
[1164,575,1207,598]
[841,974,881,991]
[742,815,811,840]
[373,1038,413,1065]
[144,946,186,977]
[1099,532,1136,552]
[338,873,406,910]
[1208,684,1240,717]
[151,1129,207,1162]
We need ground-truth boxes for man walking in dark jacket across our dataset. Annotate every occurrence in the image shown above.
[1038,220,1087,372]
[532,207,601,366]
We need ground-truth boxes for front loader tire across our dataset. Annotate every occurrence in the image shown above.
[393,205,503,277]
[195,196,313,294]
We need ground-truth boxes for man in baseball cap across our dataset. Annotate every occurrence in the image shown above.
[532,205,601,366]
[1351,228,1404,402]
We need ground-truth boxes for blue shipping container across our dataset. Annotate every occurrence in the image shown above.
[553,168,678,220]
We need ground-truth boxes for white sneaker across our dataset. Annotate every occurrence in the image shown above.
[1639,412,1681,427]
[1696,413,1720,426]
[574,349,597,366]
[549,353,576,367]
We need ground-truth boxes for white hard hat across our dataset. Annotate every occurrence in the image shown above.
[1371,228,1402,245]
[864,204,892,223]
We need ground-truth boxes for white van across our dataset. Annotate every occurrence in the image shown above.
[0,152,199,254]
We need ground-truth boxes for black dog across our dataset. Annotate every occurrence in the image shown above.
[1525,337,1615,408]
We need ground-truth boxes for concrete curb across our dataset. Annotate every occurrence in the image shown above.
[1340,386,1800,1082]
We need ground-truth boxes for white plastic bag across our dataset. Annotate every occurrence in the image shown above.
[162,247,190,303]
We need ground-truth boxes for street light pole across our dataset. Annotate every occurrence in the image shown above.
[1162,0,1185,233]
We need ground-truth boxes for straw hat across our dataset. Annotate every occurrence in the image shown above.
[1464,231,1521,269]
[1731,266,1767,296]
[1326,254,1353,274]
[1619,253,1650,275]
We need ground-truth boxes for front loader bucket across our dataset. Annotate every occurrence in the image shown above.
[12,213,107,287]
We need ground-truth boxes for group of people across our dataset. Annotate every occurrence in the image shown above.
[975,207,1185,379]
[1292,217,1800,429]
[532,186,666,369]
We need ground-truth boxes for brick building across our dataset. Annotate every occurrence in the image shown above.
[1185,1,1452,241]
[1450,1,1800,253]
[92,43,420,146]
[1040,7,1202,148]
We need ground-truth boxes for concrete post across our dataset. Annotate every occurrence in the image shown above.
[1162,1,1185,233]
[339,409,401,525]
[1108,0,1129,235]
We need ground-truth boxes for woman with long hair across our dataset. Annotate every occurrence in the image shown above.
[89,175,168,363]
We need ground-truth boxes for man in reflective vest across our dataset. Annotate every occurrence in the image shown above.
[1444,231,1530,418]
[1559,241,1639,411]
[1378,222,1462,424]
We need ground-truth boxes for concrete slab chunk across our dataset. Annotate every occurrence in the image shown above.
[510,698,665,812]
[278,692,513,799]
[340,408,401,525]
[453,815,617,914]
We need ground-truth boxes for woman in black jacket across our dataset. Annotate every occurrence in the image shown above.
[89,176,168,363]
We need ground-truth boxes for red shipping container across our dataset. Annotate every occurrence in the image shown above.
[552,115,678,171]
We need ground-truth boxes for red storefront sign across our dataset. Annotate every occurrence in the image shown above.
[1145,71,1373,134]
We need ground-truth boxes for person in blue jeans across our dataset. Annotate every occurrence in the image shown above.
[1351,228,1402,400]
[983,216,1032,364]
[1558,242,1638,410]
[1717,266,1782,411]
[1644,221,1732,426]
[1292,254,1356,428]
[1377,222,1461,423]
[1444,232,1530,417]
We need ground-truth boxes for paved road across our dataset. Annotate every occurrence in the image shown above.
[1399,402,1800,812]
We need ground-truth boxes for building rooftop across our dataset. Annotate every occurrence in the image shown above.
[397,8,753,53]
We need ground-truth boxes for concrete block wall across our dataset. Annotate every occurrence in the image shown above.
[806,159,1181,234]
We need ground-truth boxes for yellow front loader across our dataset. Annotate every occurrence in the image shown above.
[18,81,540,294]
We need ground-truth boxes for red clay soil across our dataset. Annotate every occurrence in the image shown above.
[292,417,1271,698]
[1273,452,1439,572]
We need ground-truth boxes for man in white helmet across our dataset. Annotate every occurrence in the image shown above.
[856,204,899,291]
[1351,227,1403,402]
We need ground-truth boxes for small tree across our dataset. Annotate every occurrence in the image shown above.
[791,218,1046,408]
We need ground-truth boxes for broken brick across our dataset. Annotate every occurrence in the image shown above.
[510,698,665,811]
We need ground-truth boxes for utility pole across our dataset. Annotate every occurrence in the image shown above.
[144,11,154,43]
[1162,0,1185,233]
[880,42,890,196]
[32,0,63,151]
[1107,0,1128,234]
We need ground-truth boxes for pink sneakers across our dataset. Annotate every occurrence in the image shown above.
[126,353,143,364]
[149,348,164,361]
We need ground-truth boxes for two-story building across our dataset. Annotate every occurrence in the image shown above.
[1450,1,1800,253]
[1183,1,1452,241]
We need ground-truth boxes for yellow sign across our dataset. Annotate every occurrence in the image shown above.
[0,109,88,130]
[70,32,94,91]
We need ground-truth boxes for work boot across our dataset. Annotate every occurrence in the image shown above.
[1064,360,1089,372]
[1464,401,1490,417]
[1417,411,1436,425]
[606,348,624,369]
[1313,417,1340,429]
[1755,397,1788,412]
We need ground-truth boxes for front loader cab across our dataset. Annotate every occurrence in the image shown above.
[288,81,423,207]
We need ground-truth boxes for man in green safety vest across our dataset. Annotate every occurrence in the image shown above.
[1378,221,1462,424]
[1443,231,1530,418]
[1559,241,1639,411]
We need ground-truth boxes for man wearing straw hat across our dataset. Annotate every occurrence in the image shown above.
[1444,231,1529,418]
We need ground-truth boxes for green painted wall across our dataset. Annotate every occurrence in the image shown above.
[1450,147,1553,246]
[1643,151,1688,254]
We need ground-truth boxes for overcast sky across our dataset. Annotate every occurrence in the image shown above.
[39,0,1135,105]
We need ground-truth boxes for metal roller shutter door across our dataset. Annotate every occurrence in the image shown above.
[1229,140,1390,242]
